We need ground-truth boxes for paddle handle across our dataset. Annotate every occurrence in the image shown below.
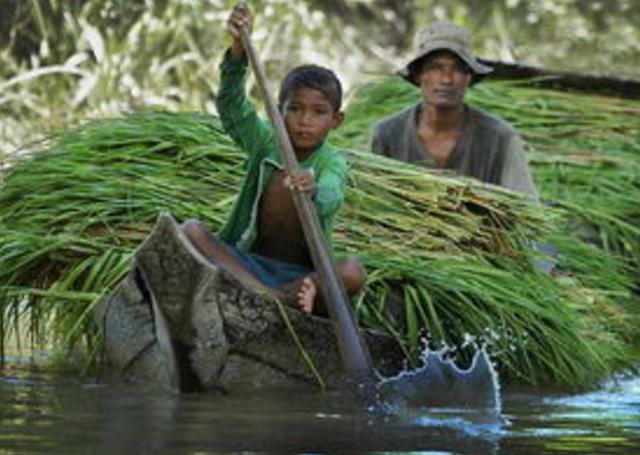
[238,25,376,389]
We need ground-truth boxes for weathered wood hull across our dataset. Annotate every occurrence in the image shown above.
[479,58,640,99]
[94,213,404,392]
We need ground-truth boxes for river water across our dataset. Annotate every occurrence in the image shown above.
[1,353,639,455]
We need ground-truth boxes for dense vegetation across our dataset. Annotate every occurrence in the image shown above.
[2,80,640,387]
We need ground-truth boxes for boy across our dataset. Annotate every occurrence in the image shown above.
[182,3,365,316]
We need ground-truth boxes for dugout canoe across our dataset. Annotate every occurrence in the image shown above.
[479,58,640,99]
[93,212,406,392]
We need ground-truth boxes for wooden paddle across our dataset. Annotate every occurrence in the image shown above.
[237,23,378,396]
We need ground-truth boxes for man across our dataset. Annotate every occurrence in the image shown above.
[371,21,538,201]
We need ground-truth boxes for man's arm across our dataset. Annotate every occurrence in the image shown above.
[500,135,540,202]
[370,121,390,157]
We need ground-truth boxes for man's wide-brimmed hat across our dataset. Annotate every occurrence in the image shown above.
[398,21,493,86]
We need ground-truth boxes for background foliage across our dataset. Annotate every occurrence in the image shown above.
[2,0,640,160]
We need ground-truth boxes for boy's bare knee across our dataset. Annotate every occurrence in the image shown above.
[339,256,366,294]
[181,219,205,237]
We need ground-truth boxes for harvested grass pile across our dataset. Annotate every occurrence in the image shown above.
[338,77,640,277]
[1,79,639,388]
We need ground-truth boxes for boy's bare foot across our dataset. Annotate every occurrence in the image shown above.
[296,277,317,314]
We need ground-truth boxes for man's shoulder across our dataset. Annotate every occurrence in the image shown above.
[467,105,518,138]
[373,104,418,135]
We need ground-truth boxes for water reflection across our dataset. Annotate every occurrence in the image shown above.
[501,376,640,454]
[1,361,639,455]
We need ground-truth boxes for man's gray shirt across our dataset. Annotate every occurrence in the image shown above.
[371,103,538,199]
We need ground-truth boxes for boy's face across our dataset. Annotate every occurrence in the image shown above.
[282,87,343,156]
[416,51,472,109]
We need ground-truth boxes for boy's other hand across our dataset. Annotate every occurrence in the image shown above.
[228,2,252,59]
[285,170,316,195]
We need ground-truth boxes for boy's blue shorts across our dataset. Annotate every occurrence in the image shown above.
[230,247,312,288]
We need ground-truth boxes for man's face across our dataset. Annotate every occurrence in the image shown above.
[416,51,472,109]
[282,87,343,156]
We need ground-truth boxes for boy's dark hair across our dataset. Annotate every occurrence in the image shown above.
[278,65,343,112]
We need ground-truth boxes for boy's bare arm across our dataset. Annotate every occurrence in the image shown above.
[227,2,252,61]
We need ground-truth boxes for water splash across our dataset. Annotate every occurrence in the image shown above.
[378,346,502,414]
[374,346,506,443]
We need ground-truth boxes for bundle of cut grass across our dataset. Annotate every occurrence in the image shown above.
[337,77,640,278]
[1,108,637,388]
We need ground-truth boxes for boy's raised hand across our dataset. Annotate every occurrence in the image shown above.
[228,2,253,59]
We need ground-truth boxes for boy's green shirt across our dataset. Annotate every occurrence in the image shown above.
[215,52,347,254]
